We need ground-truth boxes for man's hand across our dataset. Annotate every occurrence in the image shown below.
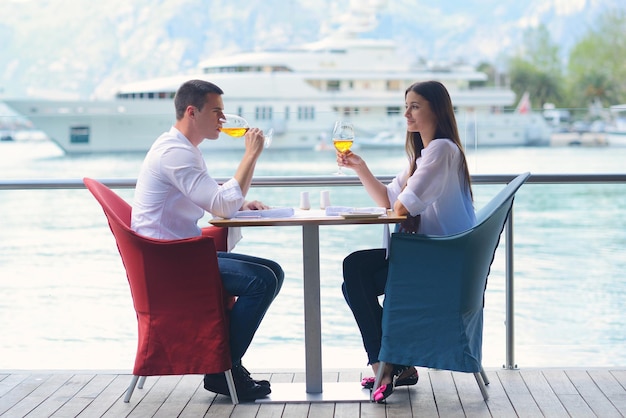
[241,200,269,210]
[244,128,265,156]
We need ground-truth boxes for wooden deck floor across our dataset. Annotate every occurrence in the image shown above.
[1,368,625,417]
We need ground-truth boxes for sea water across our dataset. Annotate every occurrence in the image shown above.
[1,139,625,371]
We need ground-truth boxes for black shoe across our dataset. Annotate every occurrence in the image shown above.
[204,368,271,401]
[240,364,271,387]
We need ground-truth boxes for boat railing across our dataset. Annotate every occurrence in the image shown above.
[2,173,625,369]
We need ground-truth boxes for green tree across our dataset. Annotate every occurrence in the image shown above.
[476,61,496,86]
[507,24,564,109]
[567,9,626,107]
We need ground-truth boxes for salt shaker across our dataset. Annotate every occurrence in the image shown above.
[300,191,311,210]
[320,190,331,209]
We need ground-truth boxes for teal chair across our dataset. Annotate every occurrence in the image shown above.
[374,172,531,401]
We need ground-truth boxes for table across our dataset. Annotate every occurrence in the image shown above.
[210,209,405,402]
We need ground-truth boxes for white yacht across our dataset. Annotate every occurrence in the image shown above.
[3,35,551,154]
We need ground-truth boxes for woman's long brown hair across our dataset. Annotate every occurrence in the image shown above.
[404,80,473,200]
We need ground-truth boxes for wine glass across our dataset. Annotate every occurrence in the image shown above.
[332,120,355,175]
[220,114,273,148]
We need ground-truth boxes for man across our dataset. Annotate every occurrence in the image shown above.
[131,79,283,401]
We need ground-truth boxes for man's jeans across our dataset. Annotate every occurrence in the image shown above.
[217,252,284,365]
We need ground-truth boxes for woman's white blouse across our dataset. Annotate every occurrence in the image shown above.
[386,138,476,235]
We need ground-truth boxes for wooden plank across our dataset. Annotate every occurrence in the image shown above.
[496,369,542,417]
[51,374,117,418]
[589,369,626,415]
[1,368,626,418]
[519,370,569,417]
[0,373,48,415]
[254,371,293,417]
[0,373,29,398]
[381,385,410,417]
[151,374,201,418]
[429,370,464,417]
[309,402,335,418]
[334,402,362,418]
[566,370,621,417]
[453,372,490,417]
[334,369,364,418]
[4,373,70,417]
[480,370,517,418]
[540,369,594,417]
[98,374,156,418]
[357,400,385,418]
[230,401,261,418]
[282,402,311,418]
[542,369,578,395]
[404,368,438,418]
[611,370,626,387]
[27,373,94,417]
[338,369,362,385]
[178,377,212,418]
[203,387,235,417]
[268,371,295,384]
[256,401,286,418]
[125,375,182,417]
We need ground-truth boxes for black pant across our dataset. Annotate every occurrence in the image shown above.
[341,248,389,365]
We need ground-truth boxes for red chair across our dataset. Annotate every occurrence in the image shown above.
[83,178,238,404]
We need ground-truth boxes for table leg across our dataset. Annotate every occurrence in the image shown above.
[255,223,371,403]
[302,223,322,393]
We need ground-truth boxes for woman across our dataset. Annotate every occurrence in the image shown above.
[337,80,476,403]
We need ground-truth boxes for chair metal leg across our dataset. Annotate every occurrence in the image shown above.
[474,372,489,401]
[138,376,147,389]
[371,361,386,402]
[124,375,140,403]
[224,369,238,405]
[480,366,490,385]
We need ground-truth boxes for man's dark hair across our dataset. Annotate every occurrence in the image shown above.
[174,80,224,120]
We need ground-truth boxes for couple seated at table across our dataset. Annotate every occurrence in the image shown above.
[130,79,475,403]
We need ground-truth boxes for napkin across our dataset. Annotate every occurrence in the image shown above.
[324,206,387,216]
[234,207,295,218]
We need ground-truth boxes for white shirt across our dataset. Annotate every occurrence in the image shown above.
[387,138,476,235]
[131,127,244,240]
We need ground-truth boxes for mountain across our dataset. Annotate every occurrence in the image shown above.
[0,0,623,101]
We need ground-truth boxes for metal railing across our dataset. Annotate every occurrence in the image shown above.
[2,173,625,369]
[2,173,625,190]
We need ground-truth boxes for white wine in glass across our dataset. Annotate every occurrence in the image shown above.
[332,120,354,175]
[220,114,273,148]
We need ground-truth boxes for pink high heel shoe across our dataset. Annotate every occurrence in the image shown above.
[361,369,418,390]
[371,365,411,403]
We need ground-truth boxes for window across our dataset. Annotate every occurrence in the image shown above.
[70,126,90,144]
[386,106,402,116]
[327,80,340,91]
[298,106,315,120]
[255,106,273,120]
[386,80,401,90]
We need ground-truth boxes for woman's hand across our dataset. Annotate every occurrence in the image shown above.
[393,199,408,216]
[337,150,365,171]
[394,200,420,233]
